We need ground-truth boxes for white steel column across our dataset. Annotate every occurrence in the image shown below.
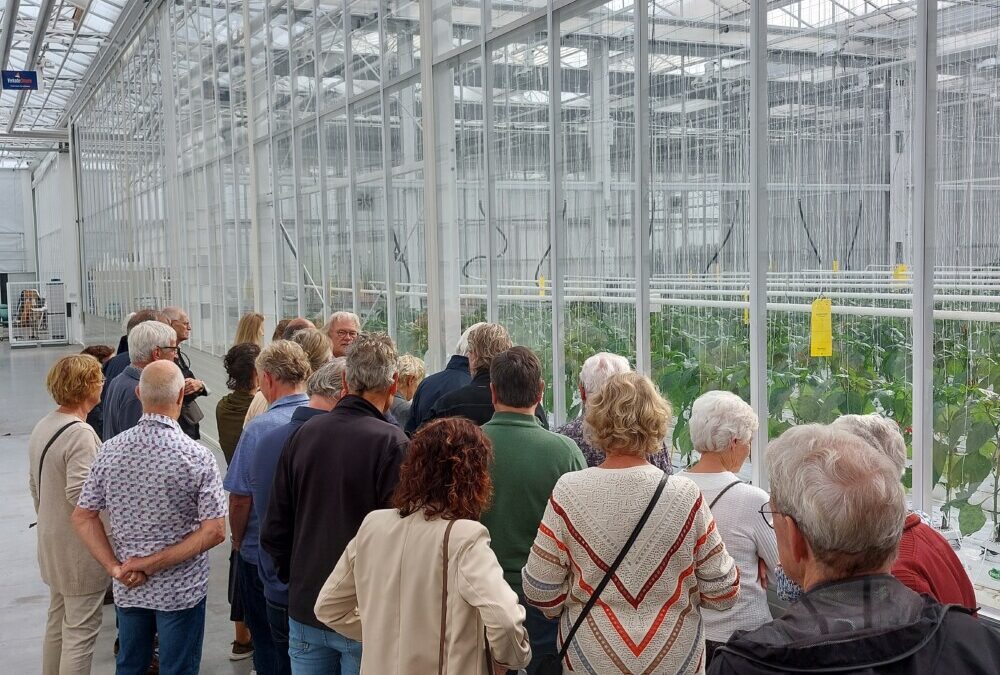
[911,0,937,516]
[379,1,397,339]
[548,7,567,424]
[634,0,651,375]
[242,0,264,314]
[343,1,361,315]
[749,0,770,488]
[483,5,498,322]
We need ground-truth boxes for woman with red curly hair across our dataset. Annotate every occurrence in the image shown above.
[314,418,531,674]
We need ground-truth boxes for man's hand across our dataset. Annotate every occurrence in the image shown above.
[758,557,769,589]
[491,661,508,675]
[111,563,148,589]
[121,555,159,577]
[183,378,204,395]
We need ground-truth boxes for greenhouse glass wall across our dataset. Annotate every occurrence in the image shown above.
[73,0,1000,610]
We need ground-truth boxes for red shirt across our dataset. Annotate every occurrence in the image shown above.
[892,513,977,611]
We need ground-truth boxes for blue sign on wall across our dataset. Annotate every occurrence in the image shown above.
[1,71,38,90]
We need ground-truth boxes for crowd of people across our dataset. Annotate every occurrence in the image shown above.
[27,308,1000,675]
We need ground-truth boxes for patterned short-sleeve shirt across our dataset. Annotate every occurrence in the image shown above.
[77,413,228,611]
[556,416,674,473]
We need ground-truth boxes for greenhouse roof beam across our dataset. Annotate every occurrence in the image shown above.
[0,0,20,70]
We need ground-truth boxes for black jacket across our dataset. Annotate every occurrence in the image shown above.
[176,348,207,440]
[404,355,472,434]
[708,575,1000,675]
[260,395,407,629]
[425,370,548,428]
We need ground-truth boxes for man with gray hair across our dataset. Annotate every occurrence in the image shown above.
[262,334,407,674]
[404,321,484,434]
[73,360,227,673]
[557,351,672,471]
[323,311,361,358]
[709,424,1000,674]
[248,358,347,669]
[103,320,178,439]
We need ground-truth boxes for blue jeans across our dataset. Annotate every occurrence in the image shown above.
[288,617,361,675]
[236,554,280,674]
[522,599,559,675]
[266,601,291,675]
[116,598,205,675]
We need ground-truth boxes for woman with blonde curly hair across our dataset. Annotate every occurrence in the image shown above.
[29,354,110,675]
[314,417,531,674]
[523,372,740,674]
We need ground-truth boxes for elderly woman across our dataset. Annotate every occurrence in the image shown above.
[830,414,977,611]
[523,372,738,674]
[678,390,778,663]
[29,355,109,675]
[314,417,531,674]
[557,351,673,472]
[389,354,425,429]
[709,425,1000,674]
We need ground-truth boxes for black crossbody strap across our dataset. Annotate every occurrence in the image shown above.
[556,471,669,660]
[709,480,743,510]
[29,420,81,528]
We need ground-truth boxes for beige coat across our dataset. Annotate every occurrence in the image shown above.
[28,412,108,596]
[315,510,531,675]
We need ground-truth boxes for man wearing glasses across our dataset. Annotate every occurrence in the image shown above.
[163,307,209,439]
[103,320,179,440]
[323,311,361,358]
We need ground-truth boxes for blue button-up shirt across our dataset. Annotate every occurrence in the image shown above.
[250,405,328,606]
[77,414,227,611]
[224,393,309,566]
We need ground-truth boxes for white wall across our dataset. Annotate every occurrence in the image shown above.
[33,153,82,342]
[0,169,36,275]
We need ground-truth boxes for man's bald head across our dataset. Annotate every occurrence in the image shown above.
[138,360,185,417]
[281,317,316,340]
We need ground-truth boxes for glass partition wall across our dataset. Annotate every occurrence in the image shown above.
[73,0,1000,611]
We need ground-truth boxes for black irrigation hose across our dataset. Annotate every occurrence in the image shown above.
[704,198,740,274]
[392,230,411,285]
[460,201,510,280]
[845,197,863,269]
[533,201,566,281]
[797,198,823,265]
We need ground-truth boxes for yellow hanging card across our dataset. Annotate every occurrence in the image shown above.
[811,298,833,357]
[832,259,840,273]
[893,263,908,280]
[743,291,750,325]
[537,276,546,297]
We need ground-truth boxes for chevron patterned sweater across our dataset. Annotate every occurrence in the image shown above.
[522,465,739,674]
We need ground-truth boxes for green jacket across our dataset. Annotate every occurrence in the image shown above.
[481,412,586,596]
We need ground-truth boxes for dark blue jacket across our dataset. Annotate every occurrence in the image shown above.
[250,405,328,606]
[404,355,472,434]
[103,365,143,439]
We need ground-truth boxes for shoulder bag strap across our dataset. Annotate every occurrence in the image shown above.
[709,479,744,510]
[438,519,457,675]
[556,471,669,661]
[29,420,81,528]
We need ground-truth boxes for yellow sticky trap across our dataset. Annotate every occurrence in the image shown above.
[832,259,840,273]
[743,291,750,325]
[537,276,546,296]
[893,263,908,280]
[811,298,833,357]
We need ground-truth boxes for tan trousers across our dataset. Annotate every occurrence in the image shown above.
[42,588,105,675]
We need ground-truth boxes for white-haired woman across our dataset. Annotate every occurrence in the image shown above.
[830,414,977,611]
[678,390,779,665]
[523,373,738,674]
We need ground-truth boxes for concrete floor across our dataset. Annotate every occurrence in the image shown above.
[0,342,253,674]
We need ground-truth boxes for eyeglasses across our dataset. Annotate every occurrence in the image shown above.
[173,320,191,328]
[158,345,179,352]
[335,329,359,339]
[759,503,787,529]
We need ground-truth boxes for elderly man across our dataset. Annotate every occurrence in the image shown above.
[103,320,177,440]
[161,306,209,439]
[426,322,548,428]
[557,352,673,472]
[708,424,1000,674]
[96,309,164,438]
[72,361,227,675]
[224,341,312,675]
[262,333,407,674]
[324,311,361,358]
[248,358,347,673]
[404,322,483,434]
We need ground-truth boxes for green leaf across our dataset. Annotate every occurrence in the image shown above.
[901,466,912,490]
[958,502,987,537]
[958,451,993,487]
[966,421,996,457]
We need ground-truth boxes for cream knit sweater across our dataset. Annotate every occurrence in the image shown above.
[522,465,739,674]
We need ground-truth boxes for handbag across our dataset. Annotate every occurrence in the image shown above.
[536,472,669,675]
[29,420,81,528]
[180,399,205,426]
[438,519,457,675]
